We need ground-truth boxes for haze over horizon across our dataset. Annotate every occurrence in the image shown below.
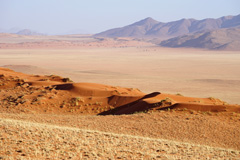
[1,0,240,35]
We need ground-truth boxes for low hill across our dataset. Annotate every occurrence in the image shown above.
[0,67,239,115]
[16,29,44,36]
[159,28,240,50]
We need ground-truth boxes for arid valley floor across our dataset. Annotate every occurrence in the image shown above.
[0,34,240,159]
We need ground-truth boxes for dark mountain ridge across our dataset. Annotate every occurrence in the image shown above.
[160,28,240,50]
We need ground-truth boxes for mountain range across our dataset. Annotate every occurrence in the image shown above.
[95,14,240,39]
[1,14,240,50]
[95,14,240,50]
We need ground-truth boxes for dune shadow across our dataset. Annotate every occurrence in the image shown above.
[98,92,161,115]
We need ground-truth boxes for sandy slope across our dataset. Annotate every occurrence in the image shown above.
[1,117,239,159]
[1,111,240,151]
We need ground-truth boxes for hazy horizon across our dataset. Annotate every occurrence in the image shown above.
[1,0,240,35]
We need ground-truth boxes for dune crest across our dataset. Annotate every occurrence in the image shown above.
[0,67,239,115]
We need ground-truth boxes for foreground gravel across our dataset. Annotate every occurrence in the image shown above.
[1,118,240,160]
[1,111,240,150]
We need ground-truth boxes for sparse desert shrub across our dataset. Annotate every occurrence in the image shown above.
[70,97,84,106]
[95,101,102,106]
[176,93,183,96]
[208,97,216,101]
[159,97,174,106]
[62,77,73,82]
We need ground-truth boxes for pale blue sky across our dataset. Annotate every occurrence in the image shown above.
[1,0,239,34]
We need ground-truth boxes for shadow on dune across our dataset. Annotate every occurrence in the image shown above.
[98,92,161,115]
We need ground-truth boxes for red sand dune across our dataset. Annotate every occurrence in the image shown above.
[0,67,239,115]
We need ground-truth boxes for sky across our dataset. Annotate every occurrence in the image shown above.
[0,0,240,35]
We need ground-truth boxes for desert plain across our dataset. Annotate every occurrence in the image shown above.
[0,34,240,159]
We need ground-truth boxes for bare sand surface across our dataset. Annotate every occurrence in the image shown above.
[0,47,240,104]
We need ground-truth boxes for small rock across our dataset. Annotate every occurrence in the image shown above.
[16,150,22,153]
